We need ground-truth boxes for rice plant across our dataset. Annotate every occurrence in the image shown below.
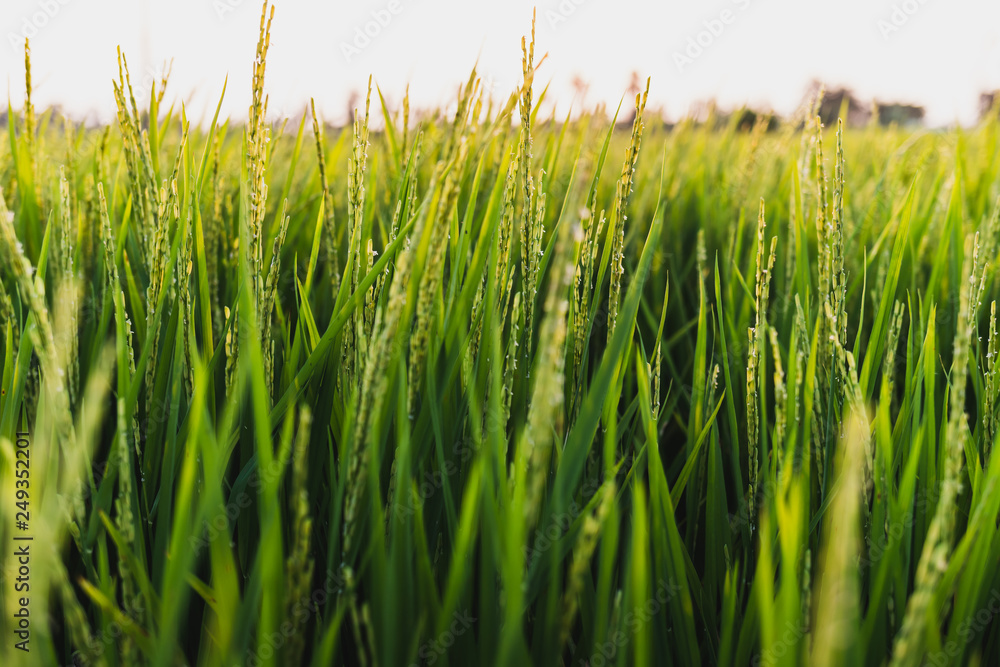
[2,3,1000,666]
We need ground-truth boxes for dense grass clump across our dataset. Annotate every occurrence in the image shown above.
[3,4,1000,666]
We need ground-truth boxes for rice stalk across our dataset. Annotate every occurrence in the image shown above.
[285,407,315,666]
[343,168,437,563]
[260,199,290,395]
[890,234,979,666]
[408,142,468,413]
[522,215,576,526]
[747,198,776,526]
[559,481,614,649]
[811,410,866,667]
[0,251,19,347]
[768,326,787,467]
[343,79,372,390]
[518,13,539,378]
[98,183,141,455]
[0,188,56,371]
[572,203,605,398]
[985,301,999,453]
[311,98,339,292]
[881,301,905,392]
[607,79,649,342]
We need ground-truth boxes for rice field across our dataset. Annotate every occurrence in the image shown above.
[2,3,1000,666]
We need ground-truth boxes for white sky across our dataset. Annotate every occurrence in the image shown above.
[2,0,999,127]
